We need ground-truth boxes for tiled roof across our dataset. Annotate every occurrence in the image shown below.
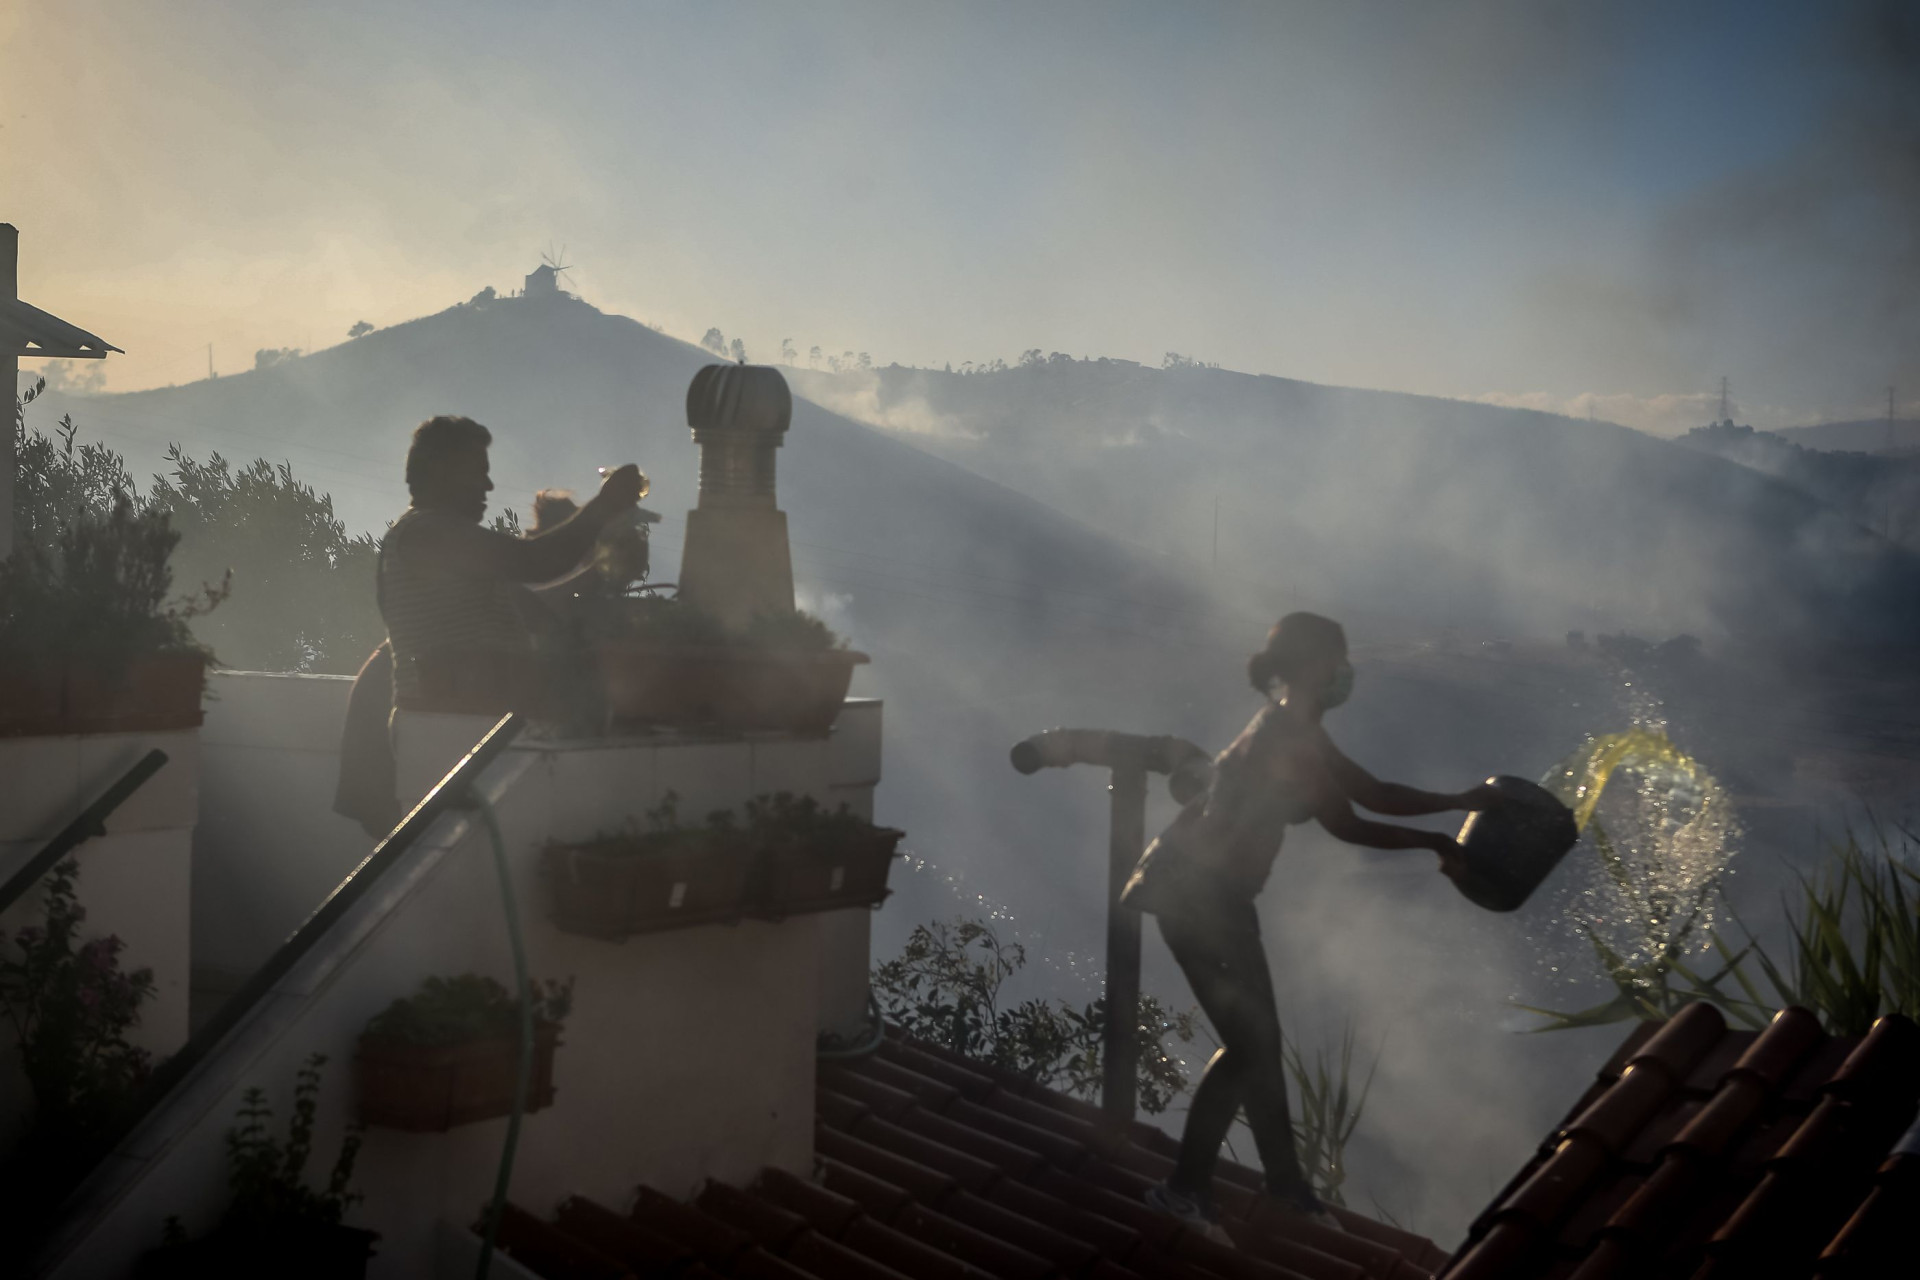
[493,1025,1450,1280]
[1442,1002,1920,1280]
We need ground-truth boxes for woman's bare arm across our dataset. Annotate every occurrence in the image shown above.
[1318,732,1488,816]
[1290,741,1465,874]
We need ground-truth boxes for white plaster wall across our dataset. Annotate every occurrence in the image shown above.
[192,672,369,991]
[43,734,847,1278]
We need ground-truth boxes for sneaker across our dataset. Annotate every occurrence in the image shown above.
[1145,1181,1236,1248]
[1265,1185,1345,1233]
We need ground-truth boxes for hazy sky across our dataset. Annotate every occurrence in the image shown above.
[6,0,1914,432]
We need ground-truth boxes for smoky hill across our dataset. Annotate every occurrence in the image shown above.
[790,361,1920,662]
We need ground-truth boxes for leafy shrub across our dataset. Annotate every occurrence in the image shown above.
[743,609,844,652]
[872,917,1198,1116]
[360,973,574,1047]
[0,859,156,1136]
[0,494,218,673]
[224,1054,364,1232]
[147,446,382,673]
[10,396,380,674]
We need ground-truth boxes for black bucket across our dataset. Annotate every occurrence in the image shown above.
[1451,775,1580,912]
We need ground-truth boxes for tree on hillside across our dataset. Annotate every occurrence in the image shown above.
[779,338,796,365]
[858,352,871,370]
[347,320,374,339]
[1019,349,1044,367]
[11,392,382,675]
[729,337,747,363]
[700,328,727,356]
[147,447,383,673]
[809,346,822,369]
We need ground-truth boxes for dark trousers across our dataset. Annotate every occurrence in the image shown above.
[1157,897,1309,1199]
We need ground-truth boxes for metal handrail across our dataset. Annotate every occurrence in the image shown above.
[15,712,524,1254]
[0,748,169,918]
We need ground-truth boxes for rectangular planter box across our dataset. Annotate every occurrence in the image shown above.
[596,645,868,736]
[355,1022,561,1132]
[0,651,206,737]
[752,828,904,919]
[543,835,757,940]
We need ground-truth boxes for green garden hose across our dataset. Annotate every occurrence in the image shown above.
[470,792,533,1280]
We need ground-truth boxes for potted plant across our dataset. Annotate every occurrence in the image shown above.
[354,973,573,1132]
[590,597,867,735]
[744,792,904,918]
[136,1054,376,1279]
[0,495,222,737]
[542,792,758,939]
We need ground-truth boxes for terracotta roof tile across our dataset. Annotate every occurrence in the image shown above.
[1440,1008,1920,1280]
[554,1196,697,1273]
[816,1127,958,1206]
[509,1028,1442,1280]
[815,1150,925,1218]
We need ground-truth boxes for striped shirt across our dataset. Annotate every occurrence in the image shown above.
[378,507,533,702]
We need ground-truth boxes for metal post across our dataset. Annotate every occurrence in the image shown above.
[1104,759,1146,1130]
[1009,728,1212,1134]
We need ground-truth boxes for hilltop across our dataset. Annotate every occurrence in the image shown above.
[1775,417,1920,456]
[1681,421,1920,551]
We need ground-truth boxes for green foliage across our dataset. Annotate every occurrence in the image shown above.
[872,918,1199,1116]
[360,973,574,1047]
[1733,829,1920,1036]
[744,609,845,652]
[0,490,217,672]
[1517,819,1760,1032]
[146,445,382,673]
[1525,823,1920,1037]
[1278,1026,1378,1207]
[619,597,730,648]
[224,1054,364,1232]
[11,400,381,673]
[743,792,873,841]
[0,860,157,1135]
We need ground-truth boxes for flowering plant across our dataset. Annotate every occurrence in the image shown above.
[0,859,156,1133]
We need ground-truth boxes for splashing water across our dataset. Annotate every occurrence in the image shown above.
[1531,724,1742,979]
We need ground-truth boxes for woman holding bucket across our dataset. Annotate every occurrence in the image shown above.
[1127,612,1500,1233]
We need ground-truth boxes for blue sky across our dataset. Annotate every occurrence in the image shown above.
[5,0,1913,431]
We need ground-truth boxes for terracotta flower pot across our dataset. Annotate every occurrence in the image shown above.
[0,651,206,738]
[752,827,904,919]
[0,658,66,737]
[63,652,207,733]
[543,833,757,939]
[595,645,868,735]
[355,1022,561,1132]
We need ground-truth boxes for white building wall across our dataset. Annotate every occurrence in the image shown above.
[192,672,369,997]
[38,688,887,1279]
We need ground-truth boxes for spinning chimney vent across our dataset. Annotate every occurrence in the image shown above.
[676,364,796,630]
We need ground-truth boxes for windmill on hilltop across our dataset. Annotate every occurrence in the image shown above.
[524,243,574,299]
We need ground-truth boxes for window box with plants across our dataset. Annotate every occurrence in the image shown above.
[354,974,573,1132]
[589,598,868,736]
[0,497,221,738]
[542,794,759,939]
[745,792,903,919]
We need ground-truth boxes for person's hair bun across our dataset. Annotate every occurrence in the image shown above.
[1250,612,1346,693]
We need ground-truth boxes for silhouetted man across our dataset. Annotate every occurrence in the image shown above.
[377,414,643,710]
